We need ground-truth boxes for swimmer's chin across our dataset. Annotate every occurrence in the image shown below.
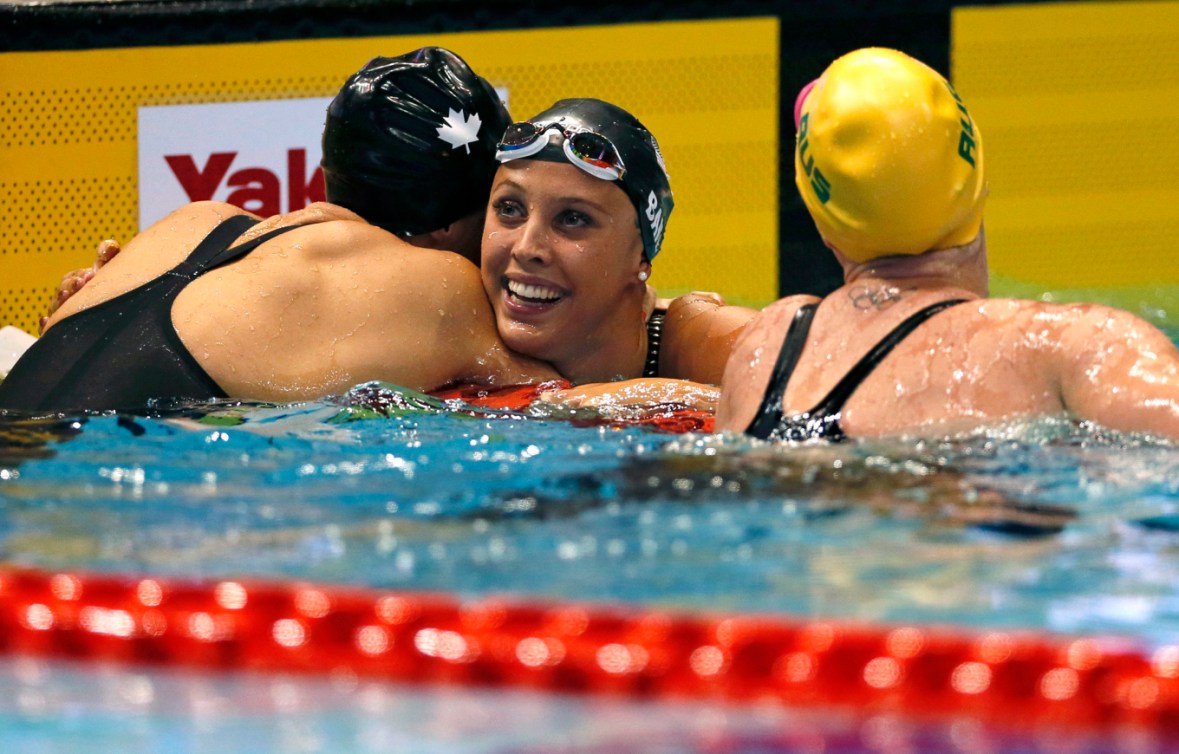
[495,323,550,359]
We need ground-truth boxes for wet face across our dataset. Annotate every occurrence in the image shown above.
[481,161,648,379]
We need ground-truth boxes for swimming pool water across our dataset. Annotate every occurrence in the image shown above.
[1,327,1177,753]
[3,398,1177,645]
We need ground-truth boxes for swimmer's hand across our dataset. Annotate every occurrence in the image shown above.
[41,238,121,333]
[646,287,727,314]
[675,290,727,307]
[539,378,719,413]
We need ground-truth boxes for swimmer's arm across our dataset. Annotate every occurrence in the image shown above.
[474,345,562,386]
[1057,306,1179,441]
[441,262,561,386]
[659,293,758,385]
[540,378,719,412]
[646,286,722,314]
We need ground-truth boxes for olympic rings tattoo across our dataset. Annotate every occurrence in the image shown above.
[847,284,913,310]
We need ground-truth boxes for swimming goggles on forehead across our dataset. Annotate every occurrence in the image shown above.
[495,121,627,182]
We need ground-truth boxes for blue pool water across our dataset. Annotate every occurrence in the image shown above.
[1,326,1178,753]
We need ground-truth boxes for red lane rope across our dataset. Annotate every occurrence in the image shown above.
[1,566,1176,735]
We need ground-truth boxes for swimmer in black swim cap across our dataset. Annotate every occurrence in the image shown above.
[322,47,511,258]
[6,47,561,411]
[494,98,674,262]
[480,97,756,394]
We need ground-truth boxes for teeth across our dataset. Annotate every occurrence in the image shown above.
[508,280,561,302]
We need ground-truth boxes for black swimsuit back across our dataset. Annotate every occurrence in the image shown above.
[0,215,298,412]
[746,299,967,441]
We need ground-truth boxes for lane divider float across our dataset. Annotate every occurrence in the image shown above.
[0,566,1175,735]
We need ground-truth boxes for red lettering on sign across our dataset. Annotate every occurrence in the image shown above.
[226,167,281,217]
[288,148,326,210]
[163,149,325,216]
[165,152,237,202]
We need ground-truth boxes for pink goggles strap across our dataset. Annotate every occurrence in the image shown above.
[794,78,818,129]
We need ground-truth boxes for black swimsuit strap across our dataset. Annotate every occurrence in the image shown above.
[643,311,665,378]
[0,216,307,411]
[158,216,305,388]
[745,303,818,439]
[167,215,300,278]
[192,214,260,263]
[808,298,969,419]
[746,299,969,441]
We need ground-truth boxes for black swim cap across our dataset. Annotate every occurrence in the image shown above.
[322,47,511,237]
[498,98,674,261]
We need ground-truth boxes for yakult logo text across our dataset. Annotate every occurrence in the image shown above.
[138,98,332,230]
[164,150,325,217]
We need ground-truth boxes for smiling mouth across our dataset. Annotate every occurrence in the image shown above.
[505,278,563,305]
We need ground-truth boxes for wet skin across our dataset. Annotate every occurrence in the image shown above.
[481,161,650,385]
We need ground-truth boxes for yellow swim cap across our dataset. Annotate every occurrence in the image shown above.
[794,47,986,263]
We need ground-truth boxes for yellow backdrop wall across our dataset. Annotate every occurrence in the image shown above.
[953,1,1179,314]
[0,18,780,333]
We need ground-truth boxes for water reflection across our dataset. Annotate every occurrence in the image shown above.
[1,399,1175,646]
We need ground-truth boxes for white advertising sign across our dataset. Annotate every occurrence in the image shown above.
[138,98,331,231]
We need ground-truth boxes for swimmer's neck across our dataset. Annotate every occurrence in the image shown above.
[834,231,990,298]
[554,332,648,385]
[547,285,655,385]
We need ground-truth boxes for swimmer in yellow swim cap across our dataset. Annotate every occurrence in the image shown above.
[717,47,1179,441]
[794,46,987,262]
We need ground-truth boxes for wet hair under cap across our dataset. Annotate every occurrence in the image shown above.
[502,98,674,262]
[321,47,511,237]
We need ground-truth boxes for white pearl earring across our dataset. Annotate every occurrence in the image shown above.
[638,271,649,282]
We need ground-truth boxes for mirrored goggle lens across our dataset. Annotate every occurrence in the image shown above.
[566,131,625,180]
[495,122,552,163]
[498,121,546,150]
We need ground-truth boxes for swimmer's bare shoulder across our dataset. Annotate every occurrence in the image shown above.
[359,243,558,387]
[49,200,364,326]
[934,297,1179,439]
[422,257,560,387]
[192,215,556,394]
[273,201,364,227]
[716,294,821,431]
[45,201,256,329]
[1036,300,1179,438]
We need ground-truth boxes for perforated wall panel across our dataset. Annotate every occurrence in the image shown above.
[954,1,1179,298]
[0,19,779,333]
